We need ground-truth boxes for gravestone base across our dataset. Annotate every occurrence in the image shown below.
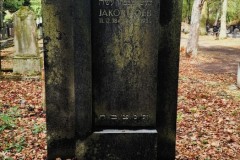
[76,130,157,160]
[13,56,41,75]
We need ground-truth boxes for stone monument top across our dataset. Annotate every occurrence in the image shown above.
[13,6,41,75]
[14,6,39,56]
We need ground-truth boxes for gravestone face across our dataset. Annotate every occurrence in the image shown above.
[92,0,159,129]
[13,6,40,75]
[44,0,182,159]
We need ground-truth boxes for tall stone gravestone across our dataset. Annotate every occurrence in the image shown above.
[43,0,182,159]
[13,6,40,75]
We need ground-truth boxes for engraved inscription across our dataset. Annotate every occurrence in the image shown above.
[110,114,118,120]
[98,114,150,121]
[98,0,153,24]
[98,0,153,6]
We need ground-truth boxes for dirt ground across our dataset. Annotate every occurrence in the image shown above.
[181,34,240,74]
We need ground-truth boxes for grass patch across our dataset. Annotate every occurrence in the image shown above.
[32,123,46,134]
[0,114,16,131]
[177,112,184,122]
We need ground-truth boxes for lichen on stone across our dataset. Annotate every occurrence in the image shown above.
[15,6,35,21]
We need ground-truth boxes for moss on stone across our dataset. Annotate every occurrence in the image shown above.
[15,6,35,21]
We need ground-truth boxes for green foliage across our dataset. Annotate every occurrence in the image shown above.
[30,0,42,17]
[177,112,184,122]
[198,105,207,110]
[32,123,46,134]
[182,0,240,25]
[0,106,27,153]
[4,137,26,153]
[182,0,194,23]
[3,0,41,17]
[8,106,20,116]
[0,114,15,131]
[0,106,19,132]
[3,0,24,12]
[227,0,240,24]
[190,107,197,113]
[3,10,13,23]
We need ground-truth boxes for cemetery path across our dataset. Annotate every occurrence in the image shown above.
[181,34,240,74]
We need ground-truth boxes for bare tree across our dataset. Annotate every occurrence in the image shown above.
[219,0,228,39]
[214,2,222,26]
[186,0,205,57]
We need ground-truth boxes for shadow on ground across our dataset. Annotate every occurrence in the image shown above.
[198,45,240,74]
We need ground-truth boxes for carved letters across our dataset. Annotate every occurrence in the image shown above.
[98,0,153,24]
[98,0,153,6]
[98,114,150,121]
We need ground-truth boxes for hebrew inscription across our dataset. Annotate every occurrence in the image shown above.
[98,114,150,121]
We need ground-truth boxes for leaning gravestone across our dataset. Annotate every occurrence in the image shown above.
[13,6,40,75]
[43,0,182,159]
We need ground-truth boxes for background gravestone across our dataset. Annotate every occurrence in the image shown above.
[43,0,182,159]
[13,6,40,75]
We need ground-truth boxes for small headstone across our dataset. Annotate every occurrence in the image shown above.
[13,6,41,75]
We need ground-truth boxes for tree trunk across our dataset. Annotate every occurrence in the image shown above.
[186,0,205,57]
[200,1,208,35]
[219,0,228,39]
[214,2,221,26]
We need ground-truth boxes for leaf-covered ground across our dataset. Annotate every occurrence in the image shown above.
[177,35,240,159]
[0,35,240,159]
[0,80,47,159]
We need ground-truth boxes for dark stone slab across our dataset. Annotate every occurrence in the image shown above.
[157,0,182,159]
[76,130,158,160]
[42,1,76,159]
[92,0,160,128]
[43,0,183,159]
[74,0,92,138]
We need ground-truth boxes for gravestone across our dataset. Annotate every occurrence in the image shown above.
[43,0,182,159]
[13,6,41,75]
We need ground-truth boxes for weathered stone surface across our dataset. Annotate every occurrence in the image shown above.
[13,57,40,74]
[74,0,92,138]
[44,0,182,159]
[157,0,182,159]
[92,0,159,128]
[13,6,40,75]
[76,130,157,160]
[42,1,75,159]
[14,7,38,56]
